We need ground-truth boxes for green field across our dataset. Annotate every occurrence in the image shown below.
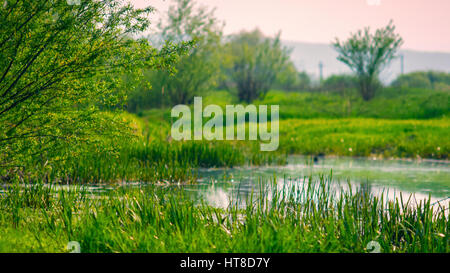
[257,88,450,119]
[134,88,450,160]
[278,118,449,158]
[195,88,450,120]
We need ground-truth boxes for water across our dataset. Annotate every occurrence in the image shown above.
[177,155,450,208]
[3,155,448,209]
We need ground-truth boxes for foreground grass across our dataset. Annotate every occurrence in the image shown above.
[0,176,448,253]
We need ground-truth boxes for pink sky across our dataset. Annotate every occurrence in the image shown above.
[133,0,450,53]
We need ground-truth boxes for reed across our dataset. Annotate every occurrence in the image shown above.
[6,139,286,185]
[0,175,447,253]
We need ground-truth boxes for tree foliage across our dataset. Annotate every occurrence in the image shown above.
[226,29,291,103]
[333,21,403,100]
[128,0,223,109]
[0,0,188,169]
[274,62,311,91]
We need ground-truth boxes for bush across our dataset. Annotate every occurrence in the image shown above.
[391,71,450,90]
[321,74,358,93]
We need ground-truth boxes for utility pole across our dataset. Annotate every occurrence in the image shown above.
[400,54,404,75]
[319,61,323,83]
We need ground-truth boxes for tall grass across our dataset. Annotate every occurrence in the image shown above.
[7,139,286,185]
[0,175,447,253]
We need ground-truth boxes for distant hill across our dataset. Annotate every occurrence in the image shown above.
[283,40,450,83]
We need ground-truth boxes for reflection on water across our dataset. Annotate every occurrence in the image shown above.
[178,155,450,208]
[2,156,448,209]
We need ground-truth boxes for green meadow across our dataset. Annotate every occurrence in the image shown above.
[136,88,449,160]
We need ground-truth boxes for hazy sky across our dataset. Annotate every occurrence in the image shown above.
[132,0,450,53]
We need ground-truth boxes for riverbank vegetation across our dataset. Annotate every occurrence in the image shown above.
[0,176,447,253]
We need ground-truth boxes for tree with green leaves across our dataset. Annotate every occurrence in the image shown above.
[226,29,291,103]
[333,21,403,100]
[0,0,188,171]
[137,0,223,107]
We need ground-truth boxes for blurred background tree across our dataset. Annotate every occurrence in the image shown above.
[225,29,291,103]
[333,21,403,100]
[128,0,223,111]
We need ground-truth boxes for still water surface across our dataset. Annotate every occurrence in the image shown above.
[181,155,450,208]
[21,156,448,208]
